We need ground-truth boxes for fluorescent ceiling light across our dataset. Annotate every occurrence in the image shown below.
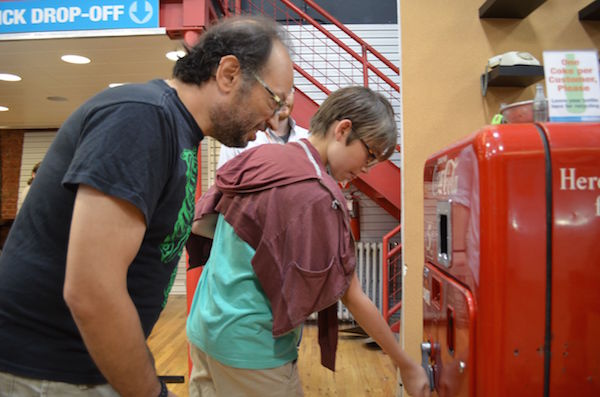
[0,106,9,112]
[0,73,21,82]
[61,54,91,64]
[109,83,127,88]
[166,50,186,61]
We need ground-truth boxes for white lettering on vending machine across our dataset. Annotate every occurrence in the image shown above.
[559,168,600,216]
[560,168,600,191]
[432,158,459,196]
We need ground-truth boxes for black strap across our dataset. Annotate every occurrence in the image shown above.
[535,124,552,397]
[157,378,168,397]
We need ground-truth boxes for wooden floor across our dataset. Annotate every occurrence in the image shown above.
[148,295,399,397]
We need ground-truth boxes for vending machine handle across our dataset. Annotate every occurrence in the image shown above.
[420,342,435,391]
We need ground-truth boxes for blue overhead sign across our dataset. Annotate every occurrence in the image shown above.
[0,0,159,34]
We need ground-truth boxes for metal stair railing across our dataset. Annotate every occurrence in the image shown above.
[218,0,401,133]
[382,224,402,332]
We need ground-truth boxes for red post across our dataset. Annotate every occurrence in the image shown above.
[362,46,369,88]
[186,143,204,374]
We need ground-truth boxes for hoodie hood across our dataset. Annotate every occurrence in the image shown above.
[215,139,324,194]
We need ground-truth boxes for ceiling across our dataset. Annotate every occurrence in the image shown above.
[0,32,183,129]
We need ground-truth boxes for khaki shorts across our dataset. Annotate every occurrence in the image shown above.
[0,371,118,397]
[189,344,303,397]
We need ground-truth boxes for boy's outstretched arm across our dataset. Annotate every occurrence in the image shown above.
[341,273,431,397]
[191,213,218,239]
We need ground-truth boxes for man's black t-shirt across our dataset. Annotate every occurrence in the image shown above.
[0,80,202,384]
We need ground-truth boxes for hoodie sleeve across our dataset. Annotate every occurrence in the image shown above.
[193,185,222,221]
[185,186,223,269]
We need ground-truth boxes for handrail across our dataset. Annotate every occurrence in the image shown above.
[278,0,399,92]
[219,0,400,95]
[382,224,402,327]
[300,0,399,75]
[293,64,331,95]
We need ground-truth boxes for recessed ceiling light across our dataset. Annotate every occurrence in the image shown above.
[61,54,91,64]
[166,50,186,61]
[0,106,9,112]
[0,73,21,82]
[47,96,68,102]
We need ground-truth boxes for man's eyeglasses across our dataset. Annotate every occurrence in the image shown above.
[254,73,284,114]
[359,137,378,167]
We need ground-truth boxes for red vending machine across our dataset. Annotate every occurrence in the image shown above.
[421,123,600,397]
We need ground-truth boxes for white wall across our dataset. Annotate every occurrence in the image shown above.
[18,132,55,210]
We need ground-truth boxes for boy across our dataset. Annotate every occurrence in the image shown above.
[186,86,430,397]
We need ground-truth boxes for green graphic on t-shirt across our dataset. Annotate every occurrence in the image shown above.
[160,147,198,306]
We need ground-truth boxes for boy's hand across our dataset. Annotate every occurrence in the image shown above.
[399,362,431,397]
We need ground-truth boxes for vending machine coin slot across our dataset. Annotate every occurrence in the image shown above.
[440,215,448,253]
[437,200,453,267]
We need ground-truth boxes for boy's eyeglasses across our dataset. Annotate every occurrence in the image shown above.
[359,137,378,167]
[254,73,284,114]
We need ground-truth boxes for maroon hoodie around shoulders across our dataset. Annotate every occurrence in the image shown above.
[186,139,356,371]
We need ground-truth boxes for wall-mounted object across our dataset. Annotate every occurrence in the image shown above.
[481,65,545,95]
[481,52,544,96]
[483,64,544,85]
[479,0,547,18]
[579,0,600,20]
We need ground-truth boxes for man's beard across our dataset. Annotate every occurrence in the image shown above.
[209,87,260,148]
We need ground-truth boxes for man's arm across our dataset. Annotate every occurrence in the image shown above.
[341,273,431,397]
[63,185,173,397]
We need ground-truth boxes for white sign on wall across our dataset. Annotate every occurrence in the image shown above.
[543,50,600,122]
